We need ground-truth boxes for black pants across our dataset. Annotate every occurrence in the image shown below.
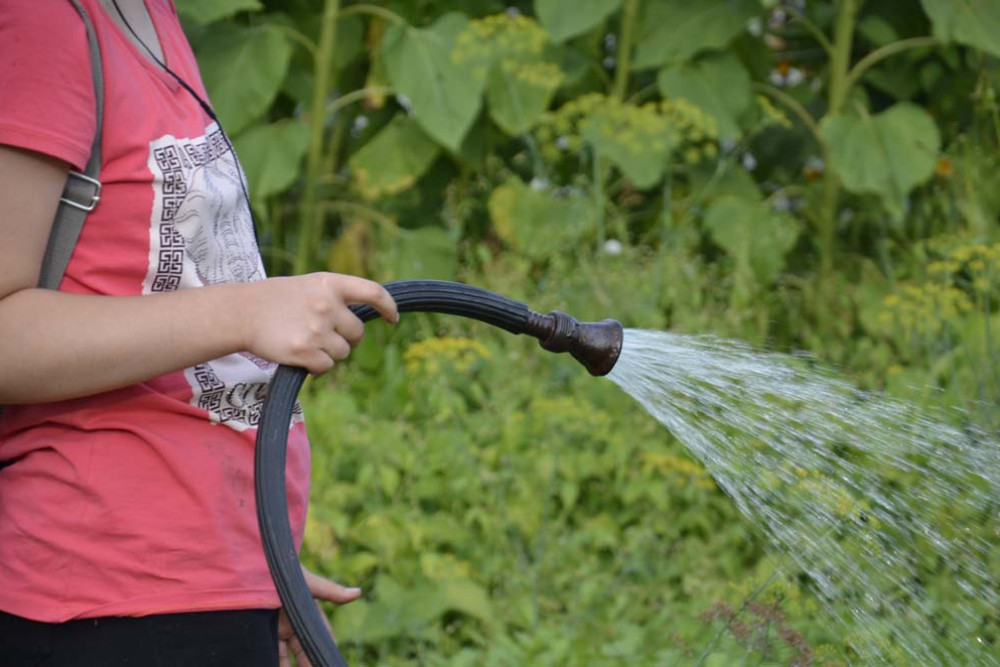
[0,608,279,666]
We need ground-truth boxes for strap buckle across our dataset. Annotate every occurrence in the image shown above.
[59,170,102,212]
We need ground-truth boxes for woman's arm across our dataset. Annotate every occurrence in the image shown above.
[0,145,397,405]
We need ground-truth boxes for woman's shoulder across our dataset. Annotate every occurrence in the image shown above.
[0,0,96,171]
[1,0,93,41]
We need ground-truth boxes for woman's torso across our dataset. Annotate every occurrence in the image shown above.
[0,0,309,622]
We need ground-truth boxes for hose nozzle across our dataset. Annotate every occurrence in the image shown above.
[525,310,623,376]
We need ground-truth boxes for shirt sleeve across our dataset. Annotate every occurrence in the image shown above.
[0,0,97,171]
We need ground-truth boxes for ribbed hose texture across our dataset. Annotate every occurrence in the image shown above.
[349,280,531,331]
[255,281,535,667]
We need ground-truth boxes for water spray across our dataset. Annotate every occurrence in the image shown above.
[254,280,623,667]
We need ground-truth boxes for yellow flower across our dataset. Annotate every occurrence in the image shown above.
[404,336,492,374]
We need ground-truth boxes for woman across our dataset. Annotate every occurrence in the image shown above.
[0,1,394,663]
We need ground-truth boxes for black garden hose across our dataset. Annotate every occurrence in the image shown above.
[254,280,623,667]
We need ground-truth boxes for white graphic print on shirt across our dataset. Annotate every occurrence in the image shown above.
[143,123,300,431]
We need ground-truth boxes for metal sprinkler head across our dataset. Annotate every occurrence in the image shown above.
[525,310,624,376]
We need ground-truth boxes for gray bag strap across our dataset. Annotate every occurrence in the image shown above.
[38,0,104,290]
[0,1,103,427]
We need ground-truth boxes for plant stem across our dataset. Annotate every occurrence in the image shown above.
[321,200,397,231]
[844,36,939,92]
[626,82,658,105]
[320,113,348,193]
[592,150,605,250]
[613,0,639,101]
[816,0,858,279]
[751,83,822,144]
[338,3,406,25]
[267,23,318,58]
[324,86,395,116]
[296,0,341,276]
[783,5,833,56]
[522,132,548,184]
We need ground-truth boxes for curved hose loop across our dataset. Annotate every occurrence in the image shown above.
[255,280,622,666]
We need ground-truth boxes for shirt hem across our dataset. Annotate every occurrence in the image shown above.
[0,121,93,172]
[0,588,281,623]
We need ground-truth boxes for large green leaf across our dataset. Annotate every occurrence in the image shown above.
[820,103,941,219]
[380,227,458,282]
[194,25,291,135]
[486,61,563,135]
[232,119,309,210]
[334,15,366,70]
[452,14,563,137]
[437,579,497,629]
[704,196,799,285]
[174,0,261,25]
[381,13,483,151]
[657,52,752,139]
[920,0,1000,57]
[332,575,492,644]
[580,103,673,189]
[488,180,597,259]
[349,116,442,200]
[535,0,622,42]
[858,15,901,47]
[633,0,760,69]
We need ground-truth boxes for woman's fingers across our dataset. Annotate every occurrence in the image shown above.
[275,568,355,665]
[237,272,398,374]
[302,333,353,376]
[278,608,294,667]
[302,348,336,376]
[334,276,399,324]
[289,634,311,667]
[323,333,352,362]
[333,312,365,347]
[302,566,363,605]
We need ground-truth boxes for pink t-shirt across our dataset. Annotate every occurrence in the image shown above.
[0,0,310,622]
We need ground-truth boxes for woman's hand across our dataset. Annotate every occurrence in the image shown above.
[238,273,398,375]
[277,565,362,667]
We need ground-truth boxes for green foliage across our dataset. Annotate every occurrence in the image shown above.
[348,117,441,200]
[820,103,941,219]
[301,335,760,663]
[193,24,291,135]
[451,14,565,136]
[657,52,753,140]
[920,0,1000,57]
[488,179,597,259]
[579,98,675,188]
[233,119,309,212]
[381,13,483,151]
[378,227,458,282]
[633,0,761,69]
[704,196,800,287]
[534,0,621,43]
[174,0,262,25]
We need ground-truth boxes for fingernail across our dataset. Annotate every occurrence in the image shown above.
[348,587,362,595]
